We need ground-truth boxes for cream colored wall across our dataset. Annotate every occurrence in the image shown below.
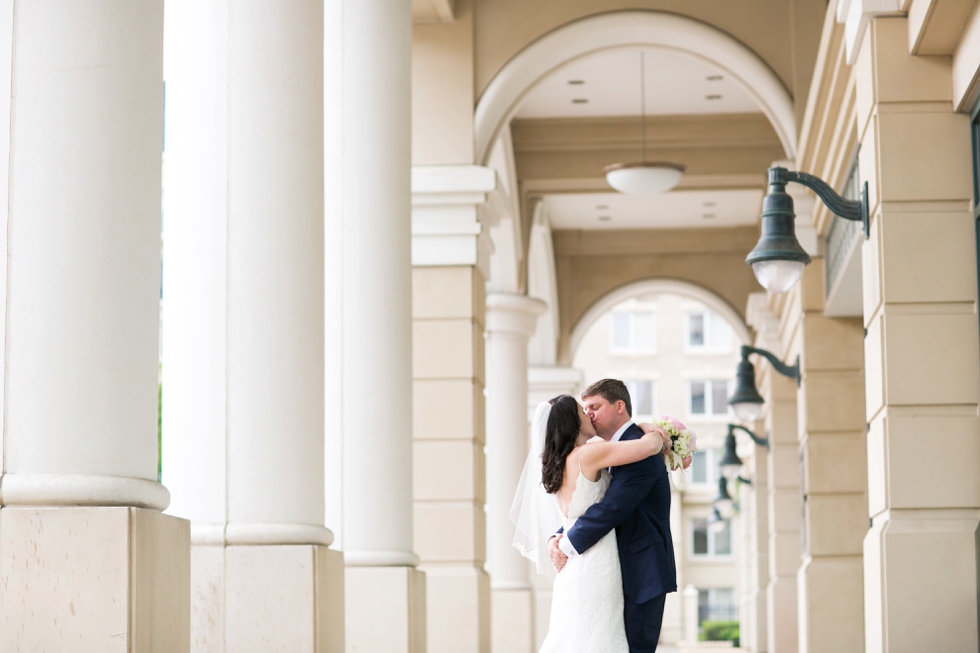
[571,290,745,644]
[554,227,762,365]
[412,0,475,164]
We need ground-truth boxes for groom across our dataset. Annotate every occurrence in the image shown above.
[548,378,677,653]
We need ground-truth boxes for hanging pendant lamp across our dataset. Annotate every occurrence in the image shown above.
[603,52,685,195]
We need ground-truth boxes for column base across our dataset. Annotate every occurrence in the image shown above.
[0,506,190,651]
[346,565,426,653]
[191,543,344,652]
[421,564,489,653]
[864,512,979,653]
[491,588,534,653]
[530,573,553,650]
[766,576,798,653]
[798,555,863,653]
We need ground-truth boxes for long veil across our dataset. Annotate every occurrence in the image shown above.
[510,401,562,582]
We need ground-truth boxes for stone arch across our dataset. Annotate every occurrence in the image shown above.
[569,278,752,361]
[474,10,796,165]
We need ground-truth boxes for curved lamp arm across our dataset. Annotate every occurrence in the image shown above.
[736,476,753,486]
[741,345,800,387]
[729,423,769,450]
[776,167,869,238]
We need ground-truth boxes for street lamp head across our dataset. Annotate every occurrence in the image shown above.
[718,426,743,480]
[708,507,727,533]
[728,347,765,424]
[712,475,735,519]
[746,167,811,293]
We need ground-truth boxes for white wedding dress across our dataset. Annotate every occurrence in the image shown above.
[540,468,629,653]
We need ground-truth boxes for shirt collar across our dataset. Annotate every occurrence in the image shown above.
[609,420,635,443]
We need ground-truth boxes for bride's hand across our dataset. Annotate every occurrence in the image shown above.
[639,422,671,452]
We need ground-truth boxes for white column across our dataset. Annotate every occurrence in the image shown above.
[162,1,343,650]
[487,293,546,653]
[684,585,700,646]
[0,2,189,649]
[338,1,425,651]
[526,366,583,650]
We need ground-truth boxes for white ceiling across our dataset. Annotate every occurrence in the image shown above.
[544,189,763,230]
[515,46,762,120]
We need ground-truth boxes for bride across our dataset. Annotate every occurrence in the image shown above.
[511,394,670,653]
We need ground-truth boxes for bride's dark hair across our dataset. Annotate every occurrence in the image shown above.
[541,394,582,494]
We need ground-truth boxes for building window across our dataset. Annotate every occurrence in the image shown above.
[686,311,733,352]
[697,587,738,624]
[691,519,732,557]
[690,449,719,486]
[688,380,730,417]
[609,312,656,354]
[625,379,655,418]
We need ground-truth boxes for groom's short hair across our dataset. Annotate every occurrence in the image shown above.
[582,378,632,417]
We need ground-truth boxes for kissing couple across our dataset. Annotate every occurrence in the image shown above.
[511,378,695,653]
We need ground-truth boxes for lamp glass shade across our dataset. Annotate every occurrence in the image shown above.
[751,259,806,294]
[708,509,727,533]
[720,463,742,480]
[604,163,685,195]
[714,498,735,519]
[732,401,764,424]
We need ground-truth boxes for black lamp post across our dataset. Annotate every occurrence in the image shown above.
[728,345,800,423]
[718,423,769,480]
[747,166,869,294]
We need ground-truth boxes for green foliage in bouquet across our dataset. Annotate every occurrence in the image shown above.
[699,620,740,645]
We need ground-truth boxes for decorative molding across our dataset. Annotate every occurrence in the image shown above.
[190,522,336,547]
[527,366,584,421]
[486,292,547,337]
[411,164,496,277]
[837,0,905,64]
[344,550,421,567]
[0,473,171,511]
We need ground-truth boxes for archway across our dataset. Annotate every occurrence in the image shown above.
[474,10,796,165]
[570,278,752,360]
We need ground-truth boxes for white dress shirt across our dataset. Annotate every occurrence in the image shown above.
[559,420,635,558]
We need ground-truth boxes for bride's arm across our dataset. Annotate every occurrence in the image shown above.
[579,427,667,472]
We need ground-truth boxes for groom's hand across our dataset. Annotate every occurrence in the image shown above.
[549,535,568,572]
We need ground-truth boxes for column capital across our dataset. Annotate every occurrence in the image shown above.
[411,164,496,276]
[527,366,583,420]
[486,293,546,337]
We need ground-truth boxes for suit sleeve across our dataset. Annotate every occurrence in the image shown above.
[565,454,661,555]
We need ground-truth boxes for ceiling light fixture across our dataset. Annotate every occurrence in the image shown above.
[603,52,685,196]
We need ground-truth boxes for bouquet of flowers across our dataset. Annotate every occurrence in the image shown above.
[655,414,697,471]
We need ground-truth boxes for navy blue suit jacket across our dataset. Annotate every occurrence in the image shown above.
[565,423,677,604]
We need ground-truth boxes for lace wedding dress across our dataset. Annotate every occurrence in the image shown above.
[540,468,629,653]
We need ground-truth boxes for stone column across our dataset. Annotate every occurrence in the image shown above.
[760,367,801,653]
[337,1,426,651]
[856,17,980,653]
[526,366,583,649]
[162,1,343,650]
[411,164,495,653]
[0,2,190,649]
[744,445,769,653]
[793,261,867,653]
[486,294,546,653]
